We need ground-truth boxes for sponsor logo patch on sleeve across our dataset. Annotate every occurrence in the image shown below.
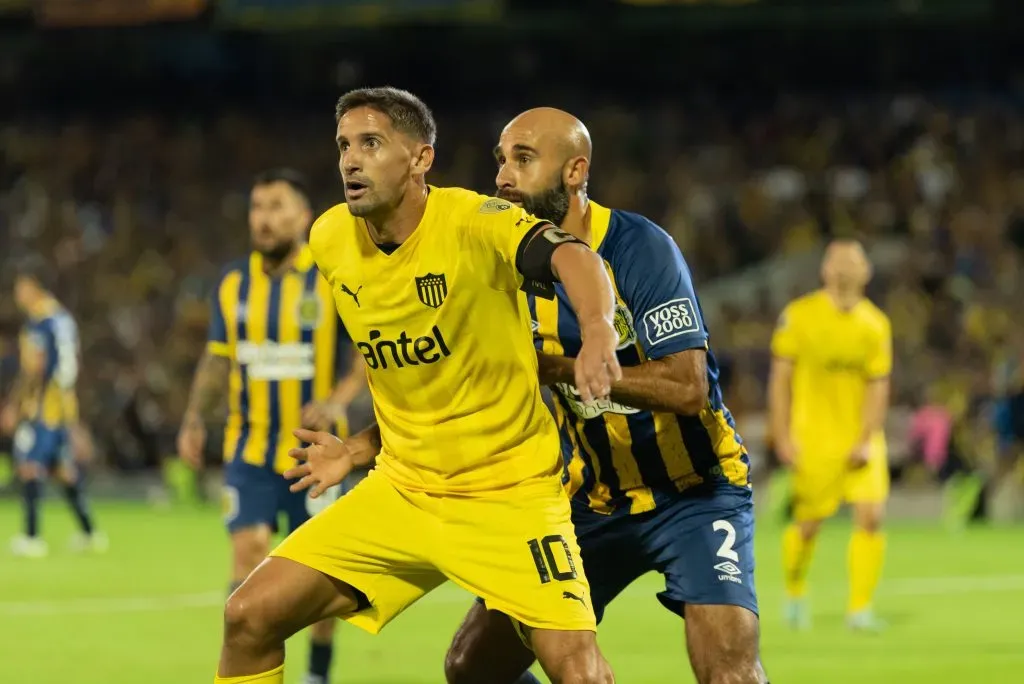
[642,298,700,346]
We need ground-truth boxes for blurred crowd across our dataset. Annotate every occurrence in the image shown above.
[2,94,1024,481]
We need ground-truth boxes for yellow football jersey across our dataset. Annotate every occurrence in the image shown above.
[771,289,892,459]
[309,186,561,494]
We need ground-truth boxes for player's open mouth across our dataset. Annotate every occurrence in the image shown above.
[345,181,369,199]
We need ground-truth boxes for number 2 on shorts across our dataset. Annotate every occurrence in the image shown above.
[527,534,578,584]
[712,519,740,562]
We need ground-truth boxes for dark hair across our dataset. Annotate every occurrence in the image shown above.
[14,255,56,292]
[335,86,437,146]
[252,168,312,206]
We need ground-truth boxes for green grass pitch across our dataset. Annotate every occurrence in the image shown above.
[1,499,1022,683]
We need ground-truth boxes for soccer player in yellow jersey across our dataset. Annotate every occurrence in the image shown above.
[213,88,622,684]
[178,169,366,684]
[769,239,892,632]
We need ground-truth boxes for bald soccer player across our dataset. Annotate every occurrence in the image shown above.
[444,109,768,684]
[769,240,892,632]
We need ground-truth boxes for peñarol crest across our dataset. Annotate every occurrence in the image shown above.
[415,273,448,309]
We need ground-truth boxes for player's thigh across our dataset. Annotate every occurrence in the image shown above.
[13,422,55,480]
[270,470,446,635]
[844,444,890,506]
[791,461,845,523]
[439,479,596,633]
[446,600,536,684]
[225,555,359,642]
[648,486,759,619]
[684,604,762,684]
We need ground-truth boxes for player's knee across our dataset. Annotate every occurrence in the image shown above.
[549,653,613,684]
[443,643,477,684]
[797,519,821,540]
[222,585,283,653]
[17,463,40,482]
[704,662,765,684]
[854,506,884,533]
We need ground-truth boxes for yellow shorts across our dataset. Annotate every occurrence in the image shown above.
[270,469,596,635]
[791,443,890,522]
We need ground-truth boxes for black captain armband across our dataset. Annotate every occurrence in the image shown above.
[515,223,586,299]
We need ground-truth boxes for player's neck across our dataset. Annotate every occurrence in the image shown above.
[558,193,592,245]
[365,184,429,246]
[825,286,862,311]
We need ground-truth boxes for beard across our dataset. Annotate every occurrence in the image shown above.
[255,239,296,264]
[501,177,571,227]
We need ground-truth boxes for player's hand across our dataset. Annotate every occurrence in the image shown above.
[286,428,356,498]
[575,318,622,403]
[849,441,871,470]
[301,401,348,433]
[176,413,207,470]
[0,404,17,436]
[776,438,799,468]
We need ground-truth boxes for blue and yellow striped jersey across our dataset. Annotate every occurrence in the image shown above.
[529,202,749,516]
[208,246,352,474]
[19,302,79,429]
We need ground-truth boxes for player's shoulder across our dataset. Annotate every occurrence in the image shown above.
[309,203,353,245]
[434,186,518,222]
[856,298,891,331]
[215,256,249,288]
[307,203,358,270]
[778,291,824,327]
[602,207,679,260]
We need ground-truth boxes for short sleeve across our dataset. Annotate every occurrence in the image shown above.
[206,278,232,358]
[865,315,892,379]
[463,196,549,291]
[770,305,800,361]
[614,221,708,360]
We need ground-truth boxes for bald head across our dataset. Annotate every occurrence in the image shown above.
[494,108,592,226]
[502,107,593,161]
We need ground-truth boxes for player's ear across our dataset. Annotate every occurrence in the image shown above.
[411,143,435,176]
[564,156,589,190]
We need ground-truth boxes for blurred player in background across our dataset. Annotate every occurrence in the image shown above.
[176,169,366,684]
[769,239,892,632]
[217,87,622,684]
[2,257,105,558]
[444,109,767,684]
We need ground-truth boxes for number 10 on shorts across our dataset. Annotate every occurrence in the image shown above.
[527,535,578,584]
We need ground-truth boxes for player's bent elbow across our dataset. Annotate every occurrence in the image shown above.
[671,379,709,416]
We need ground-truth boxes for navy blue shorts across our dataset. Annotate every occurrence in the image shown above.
[223,462,366,535]
[12,422,70,470]
[574,484,758,622]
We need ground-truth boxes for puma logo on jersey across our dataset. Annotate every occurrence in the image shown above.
[339,283,362,308]
[562,591,587,608]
